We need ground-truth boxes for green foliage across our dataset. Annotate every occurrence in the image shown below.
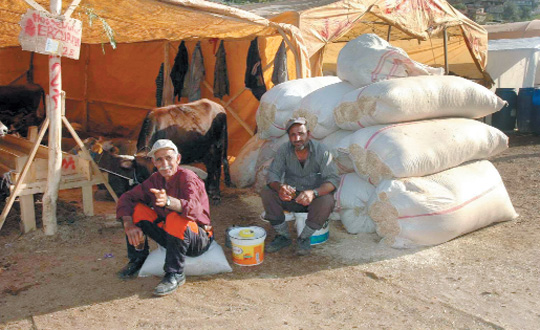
[79,6,117,53]
[453,3,467,11]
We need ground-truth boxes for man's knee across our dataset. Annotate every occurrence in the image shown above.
[260,185,278,201]
[314,193,335,211]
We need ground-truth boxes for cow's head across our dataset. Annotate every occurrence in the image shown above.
[0,120,7,137]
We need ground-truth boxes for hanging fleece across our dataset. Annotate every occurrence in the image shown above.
[272,40,288,86]
[213,40,230,99]
[187,41,206,101]
[245,38,266,100]
[155,63,164,107]
[170,41,189,102]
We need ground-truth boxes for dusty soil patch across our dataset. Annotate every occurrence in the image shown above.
[1,134,539,329]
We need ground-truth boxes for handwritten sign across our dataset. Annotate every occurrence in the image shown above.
[18,9,82,60]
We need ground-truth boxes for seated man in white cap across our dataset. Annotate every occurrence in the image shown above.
[260,117,339,256]
[116,139,213,296]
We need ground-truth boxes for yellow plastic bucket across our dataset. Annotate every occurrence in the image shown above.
[229,226,266,266]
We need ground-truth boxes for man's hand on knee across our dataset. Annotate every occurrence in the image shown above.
[123,216,144,246]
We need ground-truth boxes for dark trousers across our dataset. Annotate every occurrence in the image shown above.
[260,186,335,230]
[126,204,212,274]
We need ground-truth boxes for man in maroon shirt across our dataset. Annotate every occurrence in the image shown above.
[116,139,213,296]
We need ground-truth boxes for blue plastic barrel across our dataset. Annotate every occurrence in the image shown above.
[517,87,536,133]
[493,88,517,132]
[532,88,540,134]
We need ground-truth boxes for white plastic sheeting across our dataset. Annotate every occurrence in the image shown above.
[486,37,540,89]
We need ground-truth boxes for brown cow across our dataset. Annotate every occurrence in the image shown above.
[0,83,46,136]
[97,99,232,204]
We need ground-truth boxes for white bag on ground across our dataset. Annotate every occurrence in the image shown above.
[368,160,518,248]
[334,173,376,233]
[256,76,341,139]
[321,130,355,174]
[334,75,506,130]
[230,135,265,188]
[293,81,356,139]
[336,118,509,185]
[337,34,443,89]
[138,241,232,277]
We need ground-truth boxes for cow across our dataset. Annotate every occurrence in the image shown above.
[0,120,7,137]
[95,99,232,204]
[0,83,46,136]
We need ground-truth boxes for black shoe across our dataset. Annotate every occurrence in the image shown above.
[116,257,146,280]
[153,272,186,296]
[296,237,311,256]
[266,235,292,253]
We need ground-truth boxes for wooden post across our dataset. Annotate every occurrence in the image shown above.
[42,0,63,236]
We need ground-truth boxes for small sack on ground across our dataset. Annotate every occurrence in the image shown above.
[138,241,232,277]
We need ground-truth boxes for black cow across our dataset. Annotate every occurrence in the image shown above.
[0,83,46,136]
[97,99,232,204]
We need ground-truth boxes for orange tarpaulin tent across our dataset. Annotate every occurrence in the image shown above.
[0,0,311,155]
[240,0,491,85]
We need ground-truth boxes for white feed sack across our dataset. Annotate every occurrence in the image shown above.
[256,76,341,139]
[368,160,518,249]
[230,135,265,188]
[255,134,289,172]
[321,130,355,174]
[293,81,356,139]
[254,158,273,193]
[334,75,507,130]
[336,33,444,89]
[336,118,509,185]
[334,173,376,234]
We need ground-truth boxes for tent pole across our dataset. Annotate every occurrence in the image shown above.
[443,28,449,74]
[162,41,174,106]
[83,44,89,131]
[42,0,63,235]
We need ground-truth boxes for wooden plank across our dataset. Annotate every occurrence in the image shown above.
[14,174,104,196]
[0,116,50,233]
[27,126,38,142]
[19,194,36,233]
[0,147,26,169]
[0,135,49,158]
[81,185,93,216]
[62,116,118,202]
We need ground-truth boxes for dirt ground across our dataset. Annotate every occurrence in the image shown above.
[0,134,539,329]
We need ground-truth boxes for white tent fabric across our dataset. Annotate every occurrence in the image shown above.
[486,37,540,89]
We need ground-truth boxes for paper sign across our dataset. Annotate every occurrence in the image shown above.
[18,9,82,60]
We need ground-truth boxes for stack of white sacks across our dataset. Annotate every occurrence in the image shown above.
[230,34,518,248]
